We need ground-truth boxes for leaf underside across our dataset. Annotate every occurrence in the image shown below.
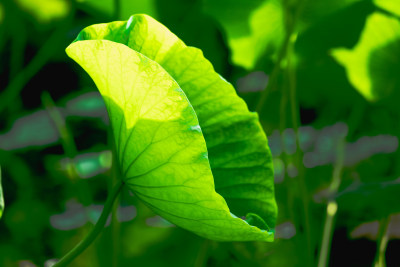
[66,14,276,241]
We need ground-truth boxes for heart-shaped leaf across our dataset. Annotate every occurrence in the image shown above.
[66,14,276,241]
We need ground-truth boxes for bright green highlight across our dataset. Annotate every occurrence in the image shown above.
[15,0,70,23]
[374,0,400,17]
[66,14,276,241]
[332,12,400,101]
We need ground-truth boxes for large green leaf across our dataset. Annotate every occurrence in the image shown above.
[66,14,276,241]
[0,167,3,219]
[332,12,400,101]
[66,43,274,242]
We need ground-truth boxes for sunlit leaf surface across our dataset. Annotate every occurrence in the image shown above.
[66,14,276,240]
[332,12,400,101]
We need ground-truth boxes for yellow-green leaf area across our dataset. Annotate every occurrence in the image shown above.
[66,39,273,242]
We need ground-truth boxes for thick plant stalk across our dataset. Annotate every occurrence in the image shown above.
[53,180,124,267]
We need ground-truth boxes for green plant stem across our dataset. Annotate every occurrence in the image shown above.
[285,31,313,265]
[283,2,314,263]
[111,193,121,267]
[374,216,391,267]
[318,200,337,267]
[53,180,124,267]
[255,32,289,113]
[110,142,122,267]
[318,140,345,267]
[255,0,312,263]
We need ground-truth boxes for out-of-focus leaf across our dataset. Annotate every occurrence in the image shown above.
[332,12,400,101]
[74,151,112,178]
[45,150,112,180]
[294,0,373,107]
[203,0,285,69]
[15,0,70,23]
[237,71,269,93]
[50,200,136,230]
[350,213,400,240]
[0,110,59,150]
[336,178,400,222]
[374,0,400,17]
[66,14,276,241]
[65,91,107,118]
[0,168,3,219]
[64,151,112,179]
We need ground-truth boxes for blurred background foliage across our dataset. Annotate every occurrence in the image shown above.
[0,0,400,266]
